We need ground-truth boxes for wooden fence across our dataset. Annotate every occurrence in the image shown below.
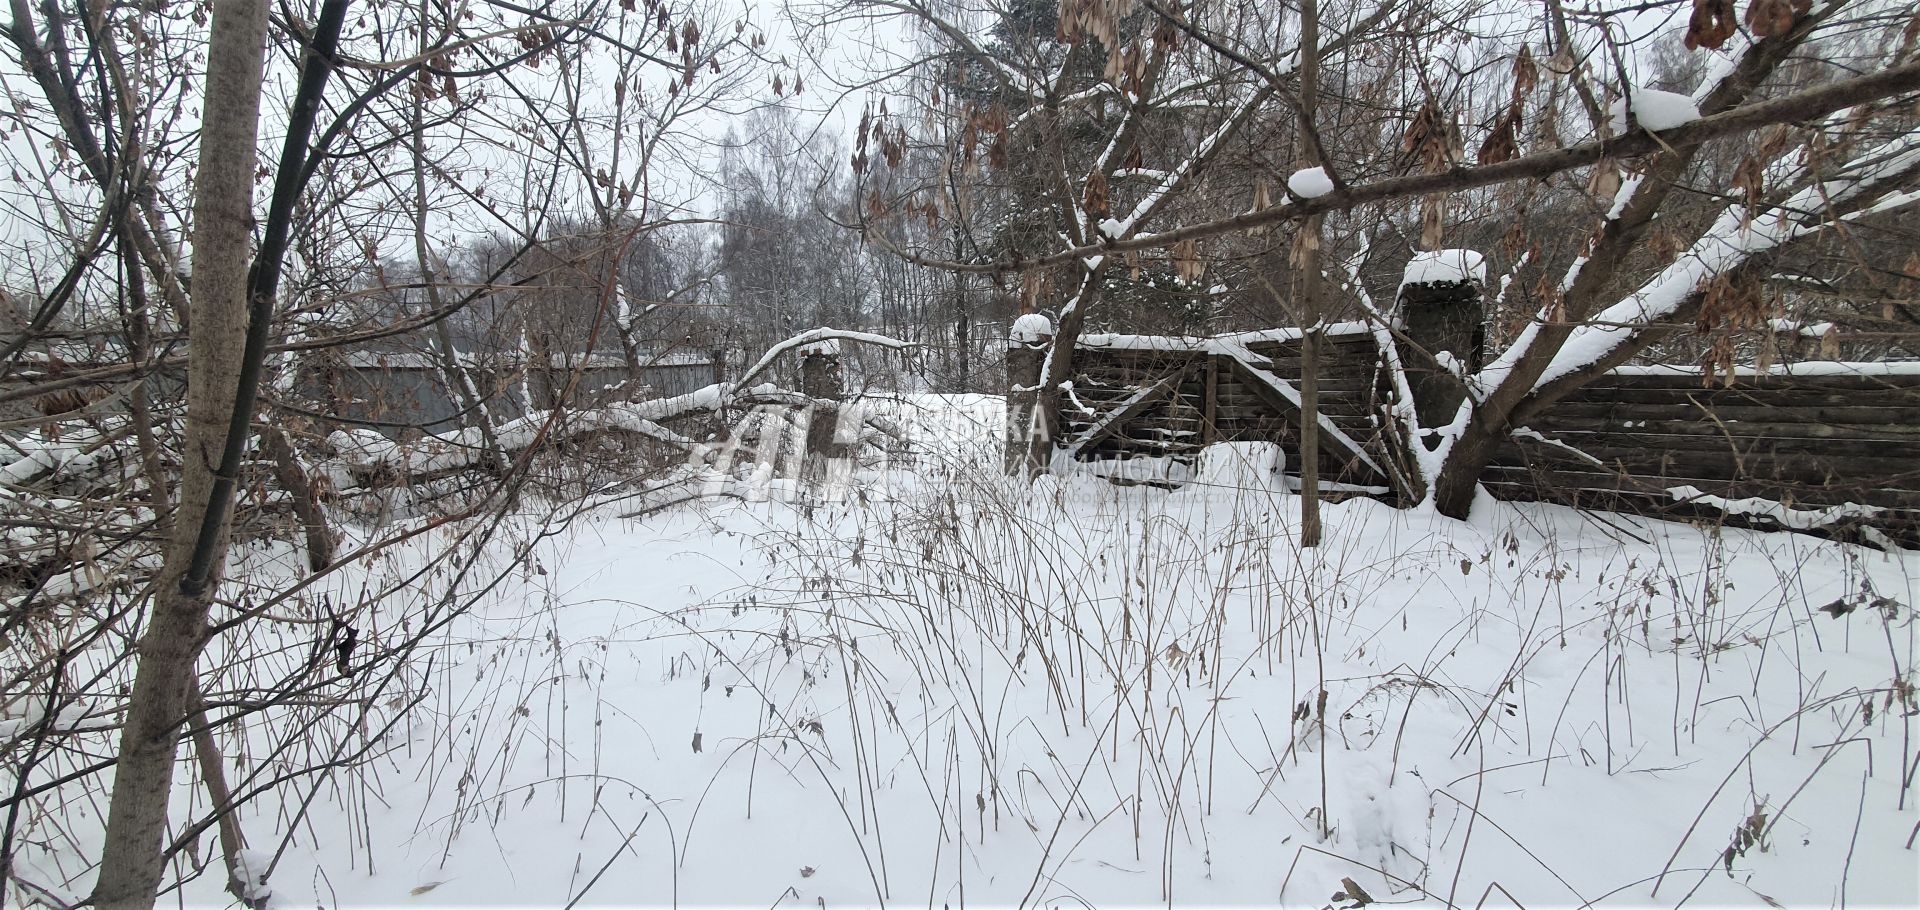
[1039,326,1920,546]
[1057,326,1397,492]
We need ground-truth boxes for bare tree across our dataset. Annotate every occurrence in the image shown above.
[839,0,1920,516]
[93,3,274,904]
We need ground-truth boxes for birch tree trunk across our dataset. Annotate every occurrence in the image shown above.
[93,3,267,906]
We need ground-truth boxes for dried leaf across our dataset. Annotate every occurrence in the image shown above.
[1172,239,1205,282]
[1685,0,1739,50]
[1478,111,1520,165]
[1082,169,1110,216]
[1745,0,1794,38]
[1419,194,1445,250]
[1513,44,1538,98]
[1586,160,1621,202]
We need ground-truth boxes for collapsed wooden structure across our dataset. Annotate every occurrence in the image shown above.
[1016,275,1920,547]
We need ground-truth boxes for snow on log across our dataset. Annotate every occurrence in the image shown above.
[1212,338,1384,476]
[1605,360,1920,378]
[1286,166,1334,199]
[736,328,915,390]
[1076,322,1373,352]
[1608,89,1701,132]
[1666,485,1881,531]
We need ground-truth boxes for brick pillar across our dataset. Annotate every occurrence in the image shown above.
[1397,251,1487,446]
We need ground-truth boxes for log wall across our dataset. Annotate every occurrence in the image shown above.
[1061,332,1920,544]
[1492,370,1920,544]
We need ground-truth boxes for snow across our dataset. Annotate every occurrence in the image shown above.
[1607,173,1645,219]
[1511,427,1605,467]
[13,397,1920,909]
[1286,166,1335,199]
[232,849,274,903]
[1399,249,1487,290]
[1191,441,1286,491]
[1080,453,1193,485]
[1767,317,1835,338]
[1667,485,1882,530]
[1609,360,1920,377]
[796,338,841,357]
[1078,321,1373,352]
[1609,89,1701,132]
[1010,312,1054,344]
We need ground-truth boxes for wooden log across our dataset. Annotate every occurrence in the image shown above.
[1507,429,1918,456]
[1495,444,1918,484]
[1479,464,1920,508]
[1518,418,1920,441]
[1581,373,1920,392]
[1560,386,1920,408]
[1541,401,1920,425]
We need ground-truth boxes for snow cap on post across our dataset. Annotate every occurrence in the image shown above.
[1399,249,1487,295]
[1397,249,1488,432]
[1011,312,1054,346]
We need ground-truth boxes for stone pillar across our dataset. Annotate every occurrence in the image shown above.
[1005,313,1052,475]
[1398,250,1487,446]
[798,342,845,401]
[798,342,848,489]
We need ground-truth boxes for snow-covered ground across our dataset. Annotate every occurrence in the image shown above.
[16,395,1919,908]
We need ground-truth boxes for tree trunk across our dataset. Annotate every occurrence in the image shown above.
[1425,13,1822,520]
[260,425,336,572]
[1030,264,1110,473]
[1294,0,1323,548]
[951,221,969,392]
[93,2,268,906]
[409,2,503,468]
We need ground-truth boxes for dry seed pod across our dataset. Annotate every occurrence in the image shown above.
[1586,160,1622,201]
